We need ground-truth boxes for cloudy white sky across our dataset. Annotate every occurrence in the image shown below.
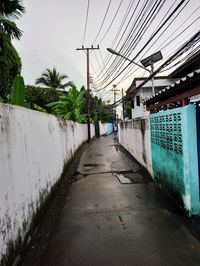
[13,0,200,103]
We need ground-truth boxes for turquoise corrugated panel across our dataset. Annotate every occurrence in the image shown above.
[150,105,200,215]
[107,123,113,135]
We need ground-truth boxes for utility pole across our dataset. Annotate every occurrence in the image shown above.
[110,85,120,122]
[76,45,99,142]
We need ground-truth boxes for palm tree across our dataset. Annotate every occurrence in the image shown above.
[0,0,24,41]
[35,67,74,90]
[0,0,25,18]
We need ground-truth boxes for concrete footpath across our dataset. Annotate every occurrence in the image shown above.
[23,134,200,266]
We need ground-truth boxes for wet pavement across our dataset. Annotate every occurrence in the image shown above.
[23,134,200,266]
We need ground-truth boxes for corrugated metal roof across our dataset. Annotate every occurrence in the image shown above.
[144,69,200,104]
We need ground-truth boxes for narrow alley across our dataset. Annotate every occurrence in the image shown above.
[22,135,200,266]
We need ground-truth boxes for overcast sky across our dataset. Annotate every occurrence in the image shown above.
[13,0,200,103]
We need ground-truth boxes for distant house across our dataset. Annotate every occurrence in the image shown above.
[126,77,176,118]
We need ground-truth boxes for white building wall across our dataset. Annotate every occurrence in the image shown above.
[118,116,153,175]
[0,103,95,264]
[131,79,176,119]
[131,88,151,119]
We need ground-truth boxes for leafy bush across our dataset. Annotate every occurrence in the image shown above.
[47,85,86,122]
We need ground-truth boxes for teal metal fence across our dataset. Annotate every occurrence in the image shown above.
[150,105,200,215]
[107,123,113,135]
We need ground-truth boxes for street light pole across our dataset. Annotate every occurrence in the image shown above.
[107,48,163,97]
[150,64,155,96]
[107,48,151,73]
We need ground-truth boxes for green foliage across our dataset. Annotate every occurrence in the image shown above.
[47,85,86,123]
[124,101,132,119]
[0,31,22,101]
[33,104,47,113]
[25,85,63,111]
[90,95,113,123]
[0,0,25,20]
[0,0,24,101]
[11,75,25,106]
[35,67,74,89]
[0,18,22,40]
[78,87,113,123]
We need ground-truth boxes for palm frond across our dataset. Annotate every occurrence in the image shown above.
[0,19,22,40]
[0,0,25,20]
[35,67,73,89]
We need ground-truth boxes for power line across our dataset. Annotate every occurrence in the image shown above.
[92,0,112,44]
[98,0,124,45]
[93,0,165,86]
[91,0,137,80]
[114,30,200,106]
[95,0,188,89]
[116,13,200,88]
[82,0,90,45]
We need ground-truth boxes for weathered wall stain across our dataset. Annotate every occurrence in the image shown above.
[0,103,96,265]
[119,106,200,216]
[118,116,152,174]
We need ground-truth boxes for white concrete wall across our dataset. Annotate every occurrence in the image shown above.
[118,116,153,175]
[0,103,95,264]
[99,122,113,136]
[99,121,107,136]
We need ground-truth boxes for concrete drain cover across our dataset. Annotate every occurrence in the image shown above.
[126,173,144,183]
[115,174,133,184]
[115,173,144,184]
[84,163,105,170]
[95,153,103,157]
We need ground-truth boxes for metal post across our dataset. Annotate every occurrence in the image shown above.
[151,64,155,96]
[122,89,125,121]
[86,48,91,142]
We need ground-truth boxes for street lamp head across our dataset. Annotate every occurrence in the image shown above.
[140,51,163,67]
[107,48,120,56]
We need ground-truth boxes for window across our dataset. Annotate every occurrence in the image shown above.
[131,99,134,109]
[136,95,140,106]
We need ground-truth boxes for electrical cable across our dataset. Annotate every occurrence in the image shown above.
[96,0,188,90]
[114,30,200,106]
[94,0,166,87]
[116,14,200,88]
[91,0,139,80]
[82,0,90,45]
[98,0,124,45]
[92,0,112,44]
[93,0,166,85]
